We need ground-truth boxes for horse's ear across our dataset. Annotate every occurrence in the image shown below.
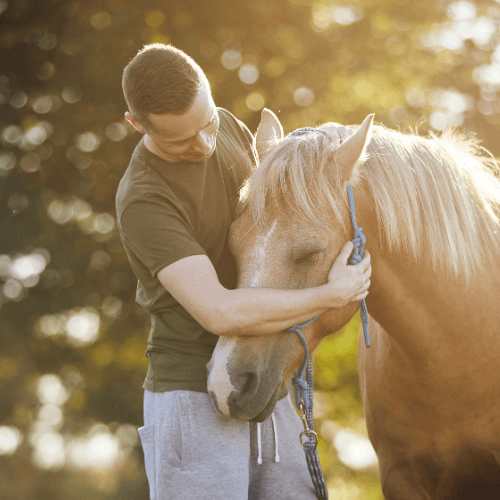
[255,108,283,162]
[334,114,374,182]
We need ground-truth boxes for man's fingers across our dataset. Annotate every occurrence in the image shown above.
[339,241,354,261]
[355,291,369,301]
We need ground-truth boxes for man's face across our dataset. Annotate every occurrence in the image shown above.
[129,83,220,163]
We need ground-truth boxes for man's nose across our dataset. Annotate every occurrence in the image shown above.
[192,131,213,153]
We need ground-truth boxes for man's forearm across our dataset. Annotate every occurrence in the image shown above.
[204,285,335,336]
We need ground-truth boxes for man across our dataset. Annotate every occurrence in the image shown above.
[116,43,371,499]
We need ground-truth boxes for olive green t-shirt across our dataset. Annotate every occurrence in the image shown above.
[116,108,257,393]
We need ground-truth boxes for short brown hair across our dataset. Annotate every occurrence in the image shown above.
[122,44,208,129]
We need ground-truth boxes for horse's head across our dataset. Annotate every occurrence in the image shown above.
[207,110,374,422]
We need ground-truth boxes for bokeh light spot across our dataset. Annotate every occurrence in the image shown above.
[9,91,28,109]
[93,213,115,234]
[430,110,451,130]
[145,10,164,28]
[24,123,52,147]
[0,152,16,172]
[90,250,111,271]
[0,255,12,279]
[36,62,55,81]
[36,374,68,406]
[263,58,287,78]
[11,254,47,280]
[221,50,242,70]
[440,90,468,113]
[332,6,363,25]
[447,1,476,21]
[76,132,100,153]
[36,313,67,338]
[238,64,259,85]
[105,122,127,141]
[334,428,378,470]
[102,296,122,318]
[90,11,112,30]
[246,92,265,112]
[355,80,374,99]
[62,86,82,104]
[20,152,41,172]
[65,308,101,346]
[405,87,426,108]
[48,200,72,224]
[312,4,331,30]
[2,125,22,145]
[293,87,315,107]
[91,343,115,367]
[38,33,57,51]
[38,404,63,428]
[32,95,53,114]
[0,427,22,456]
[31,431,65,470]
[68,198,92,220]
[3,279,23,300]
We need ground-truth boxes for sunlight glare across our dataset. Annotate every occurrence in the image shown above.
[334,428,378,470]
[65,308,101,346]
[0,426,22,455]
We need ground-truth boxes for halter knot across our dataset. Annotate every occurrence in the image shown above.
[292,376,310,409]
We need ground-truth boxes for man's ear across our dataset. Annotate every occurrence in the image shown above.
[125,112,146,134]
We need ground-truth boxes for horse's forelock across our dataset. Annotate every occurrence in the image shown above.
[240,124,500,280]
[240,132,347,231]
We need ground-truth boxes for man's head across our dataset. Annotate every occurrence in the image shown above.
[123,44,219,163]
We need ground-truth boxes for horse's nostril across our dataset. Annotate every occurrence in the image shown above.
[229,370,259,405]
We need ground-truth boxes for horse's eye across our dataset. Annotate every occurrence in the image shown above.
[294,250,324,265]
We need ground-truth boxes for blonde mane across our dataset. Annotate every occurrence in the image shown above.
[241,125,500,279]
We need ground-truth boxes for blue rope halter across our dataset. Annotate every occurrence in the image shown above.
[286,126,371,500]
[289,182,370,410]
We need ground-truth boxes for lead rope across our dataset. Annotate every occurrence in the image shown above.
[288,318,327,500]
[346,183,370,347]
[288,182,370,500]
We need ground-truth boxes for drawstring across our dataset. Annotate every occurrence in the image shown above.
[257,422,263,464]
[271,413,280,462]
[256,412,280,464]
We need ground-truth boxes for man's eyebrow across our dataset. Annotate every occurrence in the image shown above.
[165,108,217,144]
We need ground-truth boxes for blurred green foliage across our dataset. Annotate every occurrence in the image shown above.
[1,0,500,497]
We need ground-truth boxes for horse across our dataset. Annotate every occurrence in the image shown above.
[206,109,500,499]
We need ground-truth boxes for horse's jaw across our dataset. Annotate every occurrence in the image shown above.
[207,332,301,421]
[207,303,359,422]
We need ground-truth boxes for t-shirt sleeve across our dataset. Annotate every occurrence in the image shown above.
[120,198,207,278]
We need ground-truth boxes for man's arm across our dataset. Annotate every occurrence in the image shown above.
[157,241,370,336]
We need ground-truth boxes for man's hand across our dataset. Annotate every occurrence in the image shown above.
[325,241,371,307]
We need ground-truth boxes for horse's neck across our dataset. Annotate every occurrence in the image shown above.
[358,189,500,365]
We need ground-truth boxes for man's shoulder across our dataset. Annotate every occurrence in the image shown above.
[218,108,251,137]
[216,108,256,163]
[115,140,171,219]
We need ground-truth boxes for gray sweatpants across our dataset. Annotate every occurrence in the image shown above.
[139,390,318,499]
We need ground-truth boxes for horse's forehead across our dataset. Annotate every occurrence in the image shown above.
[231,214,298,251]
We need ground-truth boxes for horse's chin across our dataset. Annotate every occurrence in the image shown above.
[221,380,289,423]
[248,385,283,423]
